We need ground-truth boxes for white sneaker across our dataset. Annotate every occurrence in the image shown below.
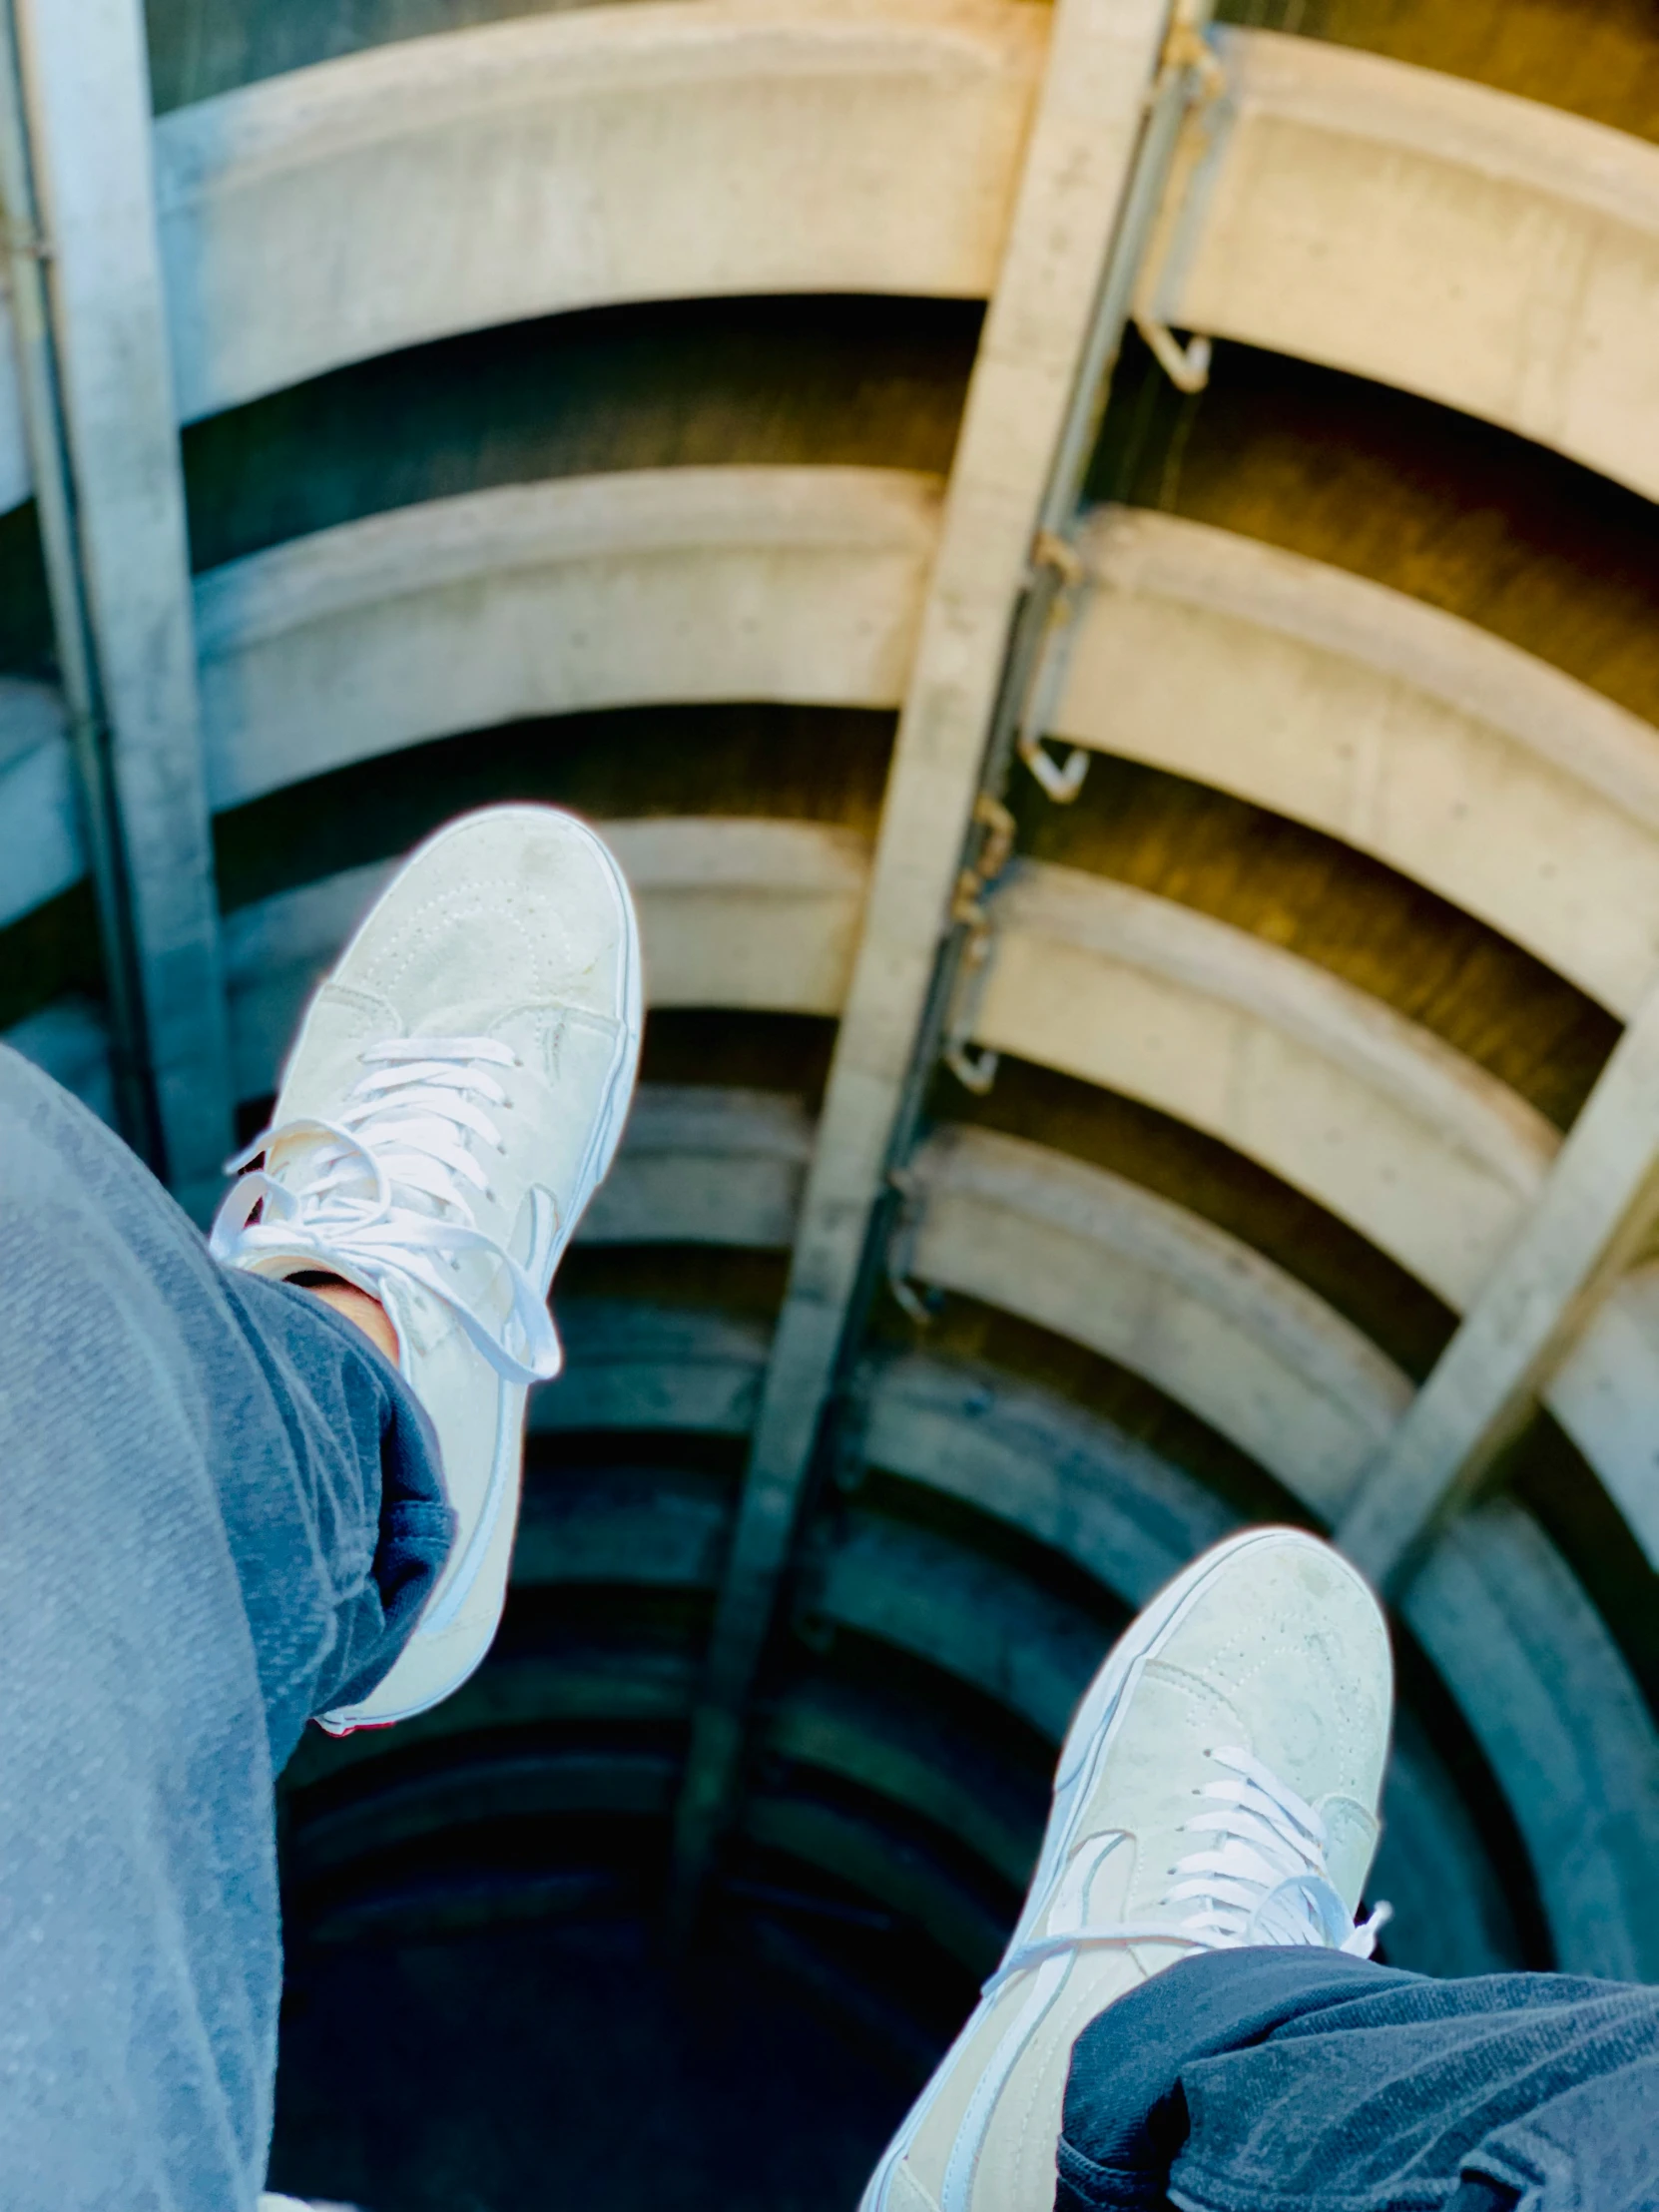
[860,1527,1392,2212]
[213,806,642,1731]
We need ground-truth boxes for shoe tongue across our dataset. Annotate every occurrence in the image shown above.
[276,982,397,1123]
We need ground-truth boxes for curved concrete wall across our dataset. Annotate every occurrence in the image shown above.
[977,860,1557,1311]
[13,482,1659,1045]
[1550,1267,1659,1565]
[215,830,1558,1325]
[1408,1502,1659,1981]
[530,1302,771,1437]
[1057,508,1659,1017]
[908,1122,1410,1522]
[197,467,940,810]
[228,824,1556,1333]
[1147,29,1659,504]
[3,467,930,930]
[509,1345,1516,1972]
[155,0,1045,426]
[580,1085,812,1250]
[3,9,1656,545]
[863,1356,1519,1979]
[548,1080,1659,1585]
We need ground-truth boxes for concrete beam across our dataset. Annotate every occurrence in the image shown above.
[1340,981,1659,1589]
[13,0,231,1209]
[669,0,1187,1906]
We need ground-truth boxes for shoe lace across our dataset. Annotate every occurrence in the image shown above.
[210,1037,559,1386]
[984,1745,1388,1997]
[923,1748,1386,2212]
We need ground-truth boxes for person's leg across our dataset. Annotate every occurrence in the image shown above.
[3,805,641,2211]
[1055,1945,1414,2210]
[858,1528,1393,2212]
[1058,1942,1659,2212]
[0,1045,451,2212]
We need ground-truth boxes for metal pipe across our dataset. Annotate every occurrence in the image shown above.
[871,0,1222,1209]
[0,0,158,1161]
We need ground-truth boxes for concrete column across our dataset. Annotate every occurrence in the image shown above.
[14,0,231,1213]
[671,0,1194,1911]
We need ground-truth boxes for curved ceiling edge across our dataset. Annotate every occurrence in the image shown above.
[196,468,939,810]
[1148,28,1659,505]
[978,859,1557,1310]
[153,0,1046,424]
[1058,506,1659,1016]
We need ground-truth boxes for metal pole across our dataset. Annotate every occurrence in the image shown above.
[0,0,158,1161]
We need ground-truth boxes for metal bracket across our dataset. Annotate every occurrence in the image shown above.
[1160,14,1226,101]
[1016,530,1093,804]
[1019,730,1091,803]
[1133,314,1212,393]
[1132,12,1227,395]
[943,1037,1001,1096]
[883,1164,936,1324]
[943,792,1012,1095]
[946,885,1002,1090]
[950,790,1017,925]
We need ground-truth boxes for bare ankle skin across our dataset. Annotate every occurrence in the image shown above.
[298,1277,400,1366]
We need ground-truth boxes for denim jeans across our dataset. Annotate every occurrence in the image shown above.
[1058,1946,1659,2212]
[0,1045,450,2212]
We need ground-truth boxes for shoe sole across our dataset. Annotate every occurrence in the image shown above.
[862,1525,1336,2212]
[316,806,645,1729]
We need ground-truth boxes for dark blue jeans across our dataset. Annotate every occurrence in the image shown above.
[1059,1946,1659,2212]
[0,1046,451,2212]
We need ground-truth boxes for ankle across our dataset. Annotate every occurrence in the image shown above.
[289,1273,399,1367]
